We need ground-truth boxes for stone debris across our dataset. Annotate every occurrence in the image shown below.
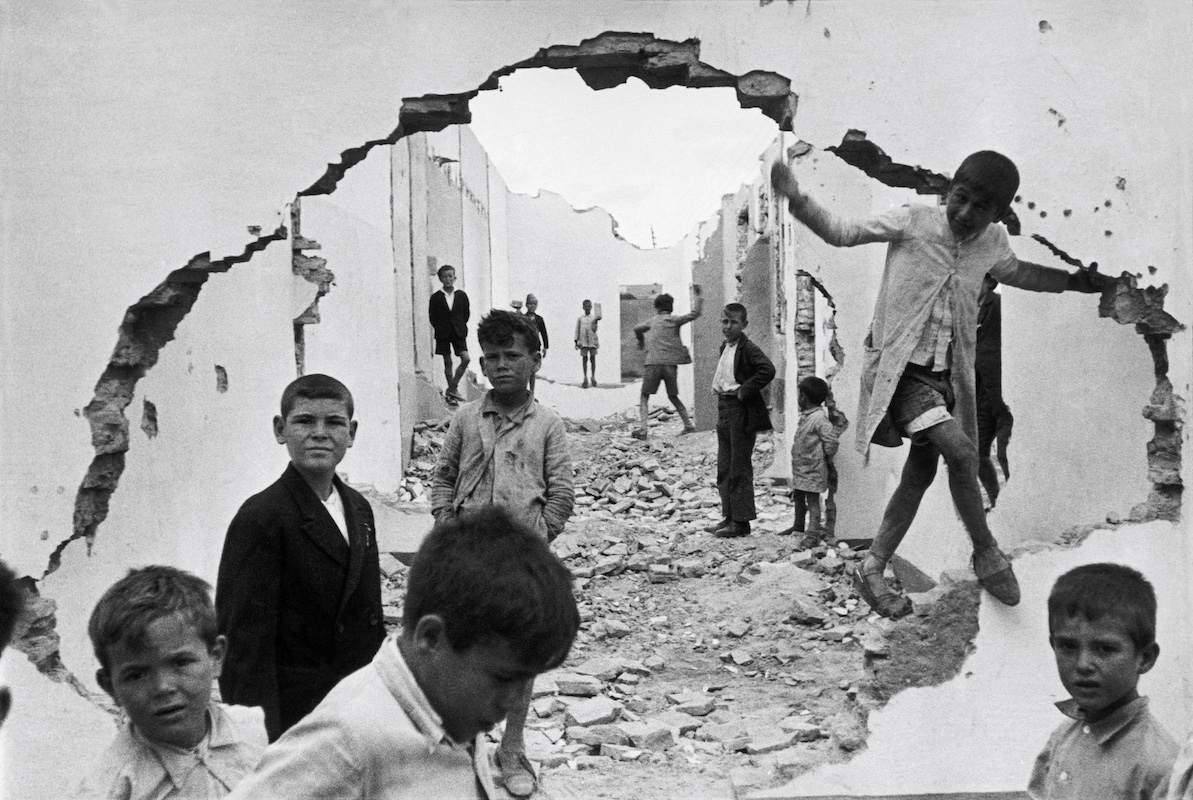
[398,404,914,795]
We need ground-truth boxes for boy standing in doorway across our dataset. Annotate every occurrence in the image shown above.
[428,264,471,404]
[574,299,601,388]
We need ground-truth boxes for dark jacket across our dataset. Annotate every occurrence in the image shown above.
[524,311,549,351]
[721,333,776,434]
[429,289,470,341]
[216,464,385,741]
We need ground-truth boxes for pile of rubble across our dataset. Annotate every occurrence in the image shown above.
[382,405,970,794]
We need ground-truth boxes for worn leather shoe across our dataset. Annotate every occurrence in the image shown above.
[713,520,751,538]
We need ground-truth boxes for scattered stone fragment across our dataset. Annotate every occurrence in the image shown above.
[575,657,624,681]
[532,675,558,698]
[604,619,632,638]
[746,727,797,754]
[565,697,623,727]
[675,696,717,717]
[651,709,703,736]
[568,723,631,747]
[726,619,752,638]
[533,697,562,717]
[777,718,824,741]
[571,755,610,769]
[555,673,602,697]
[825,711,868,752]
[617,719,676,751]
[729,766,771,794]
[644,655,666,671]
[600,743,646,761]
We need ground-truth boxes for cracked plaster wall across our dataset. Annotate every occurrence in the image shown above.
[2,3,1190,798]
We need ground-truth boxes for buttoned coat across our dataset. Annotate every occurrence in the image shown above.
[217,464,385,741]
[720,333,775,434]
[428,289,470,341]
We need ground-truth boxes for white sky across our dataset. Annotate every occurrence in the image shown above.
[469,68,780,250]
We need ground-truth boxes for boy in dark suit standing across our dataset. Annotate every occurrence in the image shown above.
[428,264,471,404]
[709,303,775,538]
[217,374,385,741]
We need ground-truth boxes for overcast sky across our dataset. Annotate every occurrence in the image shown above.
[469,68,780,250]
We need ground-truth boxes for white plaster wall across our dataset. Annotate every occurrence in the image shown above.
[301,147,404,492]
[758,523,1192,797]
[3,3,1189,798]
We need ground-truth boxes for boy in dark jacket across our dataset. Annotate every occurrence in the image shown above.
[708,303,775,538]
[216,374,384,741]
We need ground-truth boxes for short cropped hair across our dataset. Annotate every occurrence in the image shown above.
[437,264,456,279]
[1048,563,1157,650]
[280,373,354,420]
[404,507,579,670]
[88,566,219,671]
[0,559,24,653]
[477,309,541,355]
[953,151,1019,214]
[798,376,829,406]
[724,303,748,324]
[653,293,674,313]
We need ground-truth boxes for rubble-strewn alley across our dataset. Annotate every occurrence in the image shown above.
[374,404,985,799]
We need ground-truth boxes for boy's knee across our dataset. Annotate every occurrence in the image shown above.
[666,393,681,405]
[458,352,471,367]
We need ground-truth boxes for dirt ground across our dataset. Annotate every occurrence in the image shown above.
[383,407,966,800]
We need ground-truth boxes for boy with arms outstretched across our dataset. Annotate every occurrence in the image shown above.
[632,285,703,439]
[772,152,1107,618]
[1028,563,1177,799]
[226,507,580,800]
[78,566,268,799]
[432,309,575,796]
[217,374,384,741]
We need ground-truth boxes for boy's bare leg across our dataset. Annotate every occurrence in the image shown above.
[865,441,940,571]
[441,353,454,393]
[670,395,695,431]
[922,420,996,553]
[637,394,651,435]
[497,680,535,795]
[590,353,597,386]
[450,351,471,396]
[791,491,808,533]
[824,487,837,537]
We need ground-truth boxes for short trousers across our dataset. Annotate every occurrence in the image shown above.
[641,364,678,396]
[578,346,597,355]
[435,335,468,356]
[889,365,953,442]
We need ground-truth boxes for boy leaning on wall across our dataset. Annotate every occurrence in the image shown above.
[771,151,1109,619]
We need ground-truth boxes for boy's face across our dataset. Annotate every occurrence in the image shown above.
[721,310,747,344]
[582,300,592,315]
[1050,613,1158,720]
[439,269,456,290]
[945,182,1001,241]
[412,618,539,744]
[273,397,357,477]
[480,337,539,398]
[98,614,225,749]
[525,296,537,313]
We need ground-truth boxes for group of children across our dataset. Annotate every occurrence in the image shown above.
[25,147,1188,799]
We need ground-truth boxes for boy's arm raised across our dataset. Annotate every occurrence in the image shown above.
[770,161,905,248]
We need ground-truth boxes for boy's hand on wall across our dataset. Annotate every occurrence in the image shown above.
[770,161,802,202]
[1066,264,1113,293]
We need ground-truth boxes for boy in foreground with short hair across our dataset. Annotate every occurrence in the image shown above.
[633,285,702,440]
[574,298,601,388]
[772,152,1108,618]
[433,309,574,796]
[429,264,472,403]
[785,376,840,549]
[226,506,580,800]
[217,374,384,741]
[78,566,267,799]
[709,303,775,538]
[1028,563,1177,799]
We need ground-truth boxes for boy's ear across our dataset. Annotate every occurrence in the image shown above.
[209,635,228,680]
[272,414,287,444]
[1138,642,1160,675]
[96,667,115,699]
[411,614,450,655]
[347,419,358,446]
